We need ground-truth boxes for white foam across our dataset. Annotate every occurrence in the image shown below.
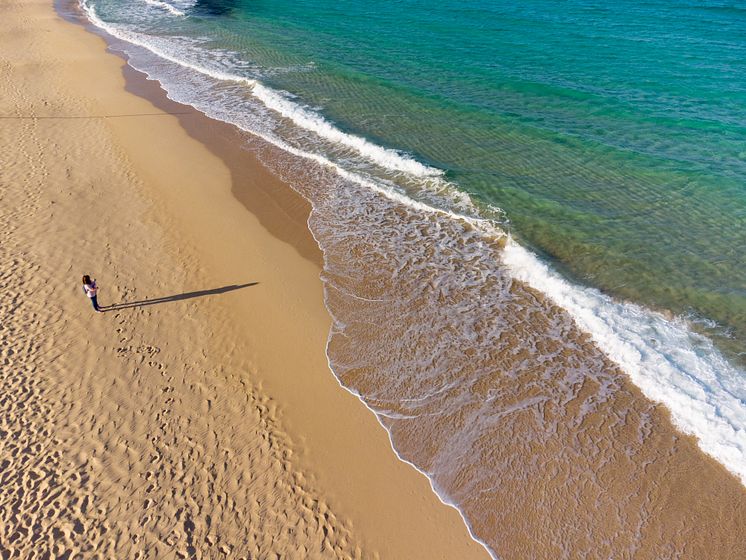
[502,237,746,485]
[140,0,185,17]
[82,3,245,81]
[250,83,440,177]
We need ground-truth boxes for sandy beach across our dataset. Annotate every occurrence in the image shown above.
[0,1,491,558]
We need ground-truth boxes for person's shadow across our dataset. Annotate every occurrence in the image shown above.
[104,283,258,311]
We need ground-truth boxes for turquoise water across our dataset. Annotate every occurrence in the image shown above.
[97,0,746,361]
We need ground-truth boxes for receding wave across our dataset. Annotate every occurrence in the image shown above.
[503,238,746,482]
[81,0,482,218]
[85,2,441,179]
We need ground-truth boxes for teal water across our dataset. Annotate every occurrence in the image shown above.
[97,0,746,361]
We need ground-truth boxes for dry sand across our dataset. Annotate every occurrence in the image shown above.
[0,1,491,558]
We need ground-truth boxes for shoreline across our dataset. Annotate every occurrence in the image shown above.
[112,31,746,560]
[0,0,492,557]
[117,46,497,559]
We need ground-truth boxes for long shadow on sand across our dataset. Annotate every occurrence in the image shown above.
[104,283,258,311]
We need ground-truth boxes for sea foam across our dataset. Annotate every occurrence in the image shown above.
[140,0,185,17]
[502,238,746,483]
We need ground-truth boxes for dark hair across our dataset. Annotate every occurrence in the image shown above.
[82,275,92,285]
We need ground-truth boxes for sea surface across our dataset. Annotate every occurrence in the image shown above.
[73,0,746,557]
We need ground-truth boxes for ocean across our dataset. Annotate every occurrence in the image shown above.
[72,0,746,557]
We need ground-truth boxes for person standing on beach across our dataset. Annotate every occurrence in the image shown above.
[82,275,102,313]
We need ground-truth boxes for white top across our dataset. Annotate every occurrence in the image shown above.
[83,282,98,298]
